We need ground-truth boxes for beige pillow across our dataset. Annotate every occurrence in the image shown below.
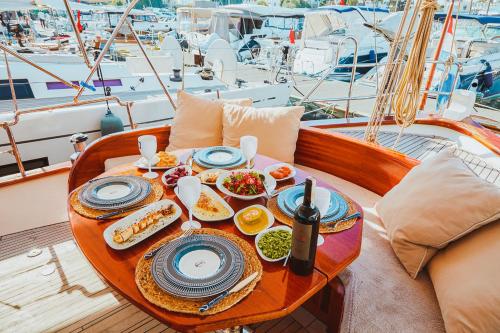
[428,221,500,332]
[167,91,252,151]
[222,104,304,163]
[376,149,500,278]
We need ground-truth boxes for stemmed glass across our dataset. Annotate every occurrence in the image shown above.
[314,187,331,247]
[177,176,202,231]
[138,135,159,179]
[240,135,258,169]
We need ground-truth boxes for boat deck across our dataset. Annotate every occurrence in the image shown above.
[332,129,500,185]
[0,222,327,333]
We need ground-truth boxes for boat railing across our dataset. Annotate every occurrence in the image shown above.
[0,0,177,179]
[296,36,359,113]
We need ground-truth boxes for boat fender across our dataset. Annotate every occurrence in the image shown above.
[101,109,124,136]
[80,81,96,92]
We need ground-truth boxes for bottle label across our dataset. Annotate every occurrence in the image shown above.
[291,222,312,261]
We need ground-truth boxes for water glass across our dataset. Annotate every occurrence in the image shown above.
[177,176,202,231]
[240,135,258,169]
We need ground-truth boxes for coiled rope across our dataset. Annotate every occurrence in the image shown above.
[392,0,439,129]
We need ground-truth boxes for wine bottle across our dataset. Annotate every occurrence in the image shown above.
[290,177,321,275]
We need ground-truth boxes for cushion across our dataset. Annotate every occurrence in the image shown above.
[376,148,500,278]
[222,104,304,163]
[297,164,445,332]
[166,91,252,151]
[428,221,500,332]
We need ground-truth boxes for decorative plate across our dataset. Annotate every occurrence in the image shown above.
[79,176,151,210]
[194,146,246,169]
[80,176,141,204]
[151,234,244,299]
[103,199,182,250]
[277,186,348,223]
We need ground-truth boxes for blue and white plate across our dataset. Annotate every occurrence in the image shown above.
[194,146,246,169]
[277,186,348,223]
[151,234,244,299]
[79,176,151,211]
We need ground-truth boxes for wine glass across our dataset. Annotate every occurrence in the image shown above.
[138,135,159,179]
[315,187,331,217]
[177,176,202,231]
[240,135,258,169]
[314,187,331,247]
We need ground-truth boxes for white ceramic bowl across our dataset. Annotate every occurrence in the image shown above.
[216,169,276,200]
[161,165,192,187]
[233,204,274,236]
[254,225,292,262]
[263,162,296,181]
[196,168,225,185]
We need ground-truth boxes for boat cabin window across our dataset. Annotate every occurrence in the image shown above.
[93,79,122,87]
[0,157,48,177]
[131,15,158,23]
[46,81,80,90]
[0,79,34,100]
[265,17,304,31]
[46,80,122,90]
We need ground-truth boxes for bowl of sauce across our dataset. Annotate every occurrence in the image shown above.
[234,205,274,236]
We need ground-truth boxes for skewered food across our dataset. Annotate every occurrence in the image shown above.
[112,205,175,244]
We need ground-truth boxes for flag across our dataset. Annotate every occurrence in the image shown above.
[77,10,83,32]
[289,28,295,45]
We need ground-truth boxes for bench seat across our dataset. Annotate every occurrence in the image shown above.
[297,165,445,333]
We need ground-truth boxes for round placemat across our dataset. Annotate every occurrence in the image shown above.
[267,186,359,233]
[135,228,263,316]
[70,180,164,219]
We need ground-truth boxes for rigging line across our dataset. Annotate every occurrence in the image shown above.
[392,0,438,131]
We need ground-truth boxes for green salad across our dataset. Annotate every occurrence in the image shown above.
[257,229,292,259]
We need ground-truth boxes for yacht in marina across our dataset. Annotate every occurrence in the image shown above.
[293,6,390,76]
[0,30,292,174]
[0,2,499,333]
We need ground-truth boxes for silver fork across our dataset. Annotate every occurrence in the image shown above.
[144,227,193,260]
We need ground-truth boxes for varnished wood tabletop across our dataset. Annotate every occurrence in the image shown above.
[68,154,363,333]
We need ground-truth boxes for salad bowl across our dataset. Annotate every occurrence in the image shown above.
[216,169,276,200]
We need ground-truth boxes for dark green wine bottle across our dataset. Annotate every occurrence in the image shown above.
[290,177,320,275]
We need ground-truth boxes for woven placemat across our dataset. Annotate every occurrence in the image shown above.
[70,180,164,219]
[267,186,359,233]
[135,228,262,316]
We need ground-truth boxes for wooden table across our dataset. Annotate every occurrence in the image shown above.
[69,154,363,333]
